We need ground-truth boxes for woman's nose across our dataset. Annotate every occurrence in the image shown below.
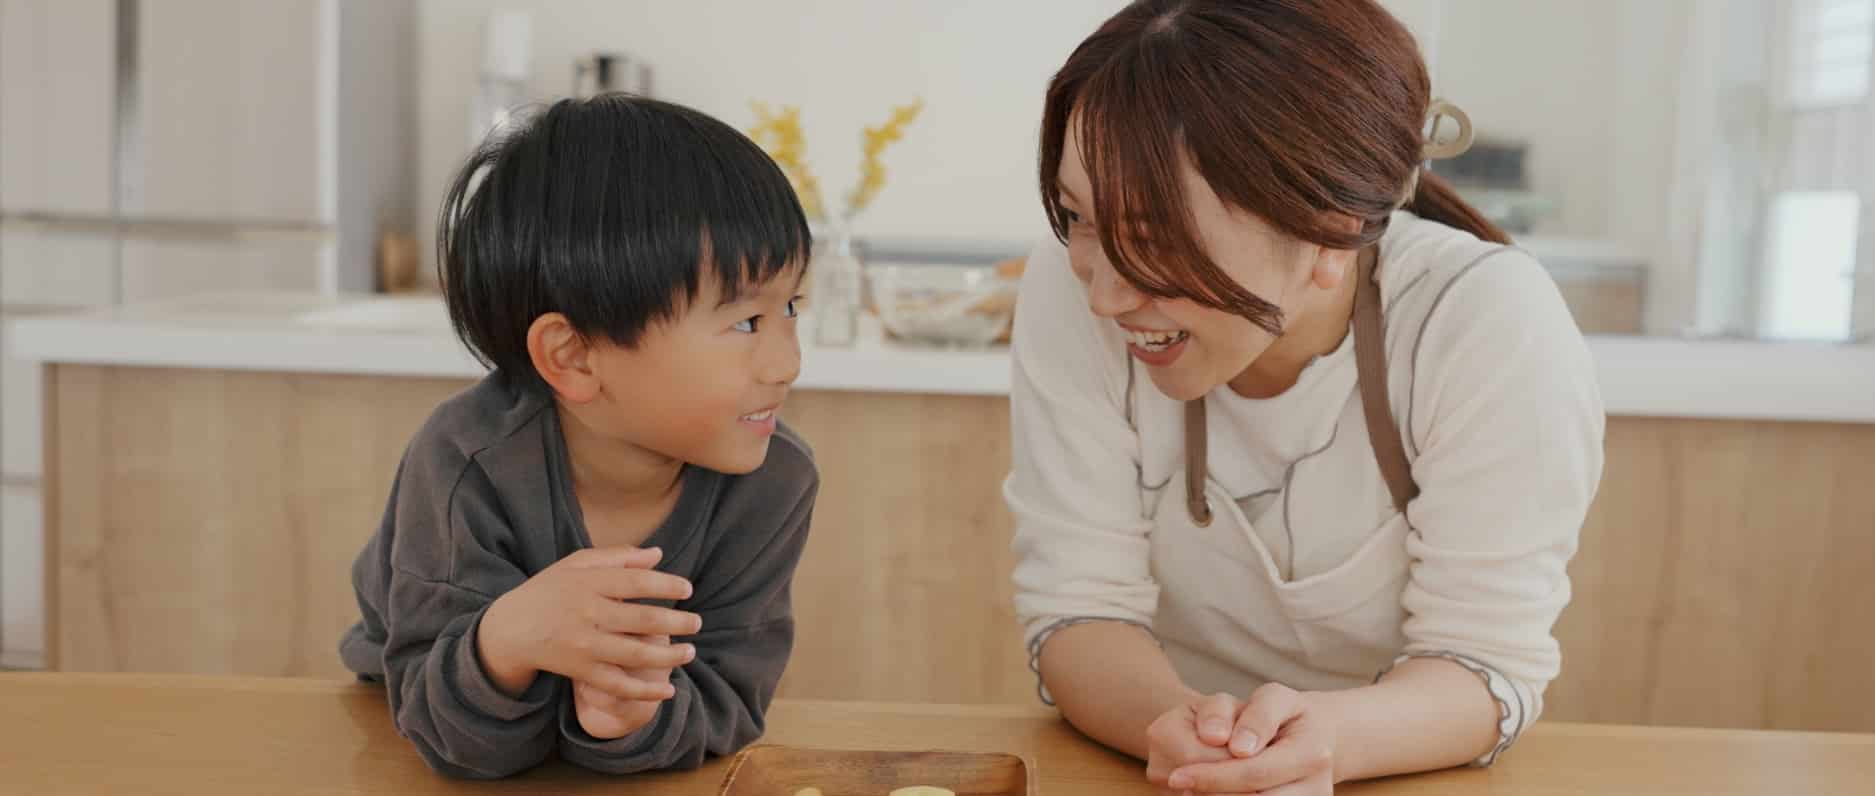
[1084,253,1147,318]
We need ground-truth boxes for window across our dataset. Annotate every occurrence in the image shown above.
[1760,191,1859,339]
[1785,0,1873,108]
[1758,0,1874,339]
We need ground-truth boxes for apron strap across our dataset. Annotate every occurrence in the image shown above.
[1182,244,1420,526]
[1352,245,1420,513]
[1184,399,1213,527]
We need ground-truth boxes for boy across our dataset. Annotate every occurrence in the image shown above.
[339,93,817,779]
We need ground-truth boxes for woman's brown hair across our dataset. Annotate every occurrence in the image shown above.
[1039,0,1509,334]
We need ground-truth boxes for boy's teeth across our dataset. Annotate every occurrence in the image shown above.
[741,410,774,421]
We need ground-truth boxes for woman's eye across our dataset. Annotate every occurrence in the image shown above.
[1062,208,1084,226]
[733,317,760,333]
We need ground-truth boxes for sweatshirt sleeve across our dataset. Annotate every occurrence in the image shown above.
[1003,241,1163,695]
[1393,249,1606,763]
[557,461,818,773]
[348,453,562,779]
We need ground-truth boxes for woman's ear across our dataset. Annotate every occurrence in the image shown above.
[1309,251,1349,292]
[526,313,601,404]
[1308,213,1366,291]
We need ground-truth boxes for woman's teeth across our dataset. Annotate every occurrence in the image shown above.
[740,409,775,421]
[1125,329,1189,352]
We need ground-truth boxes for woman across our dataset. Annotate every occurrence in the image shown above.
[1006,1,1604,793]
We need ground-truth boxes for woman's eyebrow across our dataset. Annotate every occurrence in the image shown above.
[1055,181,1085,207]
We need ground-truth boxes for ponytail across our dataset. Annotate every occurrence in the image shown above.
[1407,169,1511,245]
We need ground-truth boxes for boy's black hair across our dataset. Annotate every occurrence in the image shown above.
[437,92,812,393]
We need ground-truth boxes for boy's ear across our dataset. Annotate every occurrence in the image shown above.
[526,313,601,404]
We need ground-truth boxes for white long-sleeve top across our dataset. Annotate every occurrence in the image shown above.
[1006,212,1605,763]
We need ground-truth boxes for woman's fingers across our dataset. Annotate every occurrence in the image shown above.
[1173,722,1334,792]
[1146,704,1234,787]
[1194,692,1242,747]
[1230,683,1303,757]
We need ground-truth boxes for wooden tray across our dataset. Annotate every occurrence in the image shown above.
[717,745,1036,795]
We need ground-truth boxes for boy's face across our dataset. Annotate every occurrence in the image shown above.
[585,263,806,474]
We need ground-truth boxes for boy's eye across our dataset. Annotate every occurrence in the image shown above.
[785,297,802,318]
[733,316,760,333]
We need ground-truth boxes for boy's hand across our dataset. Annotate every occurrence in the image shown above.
[572,635,676,740]
[476,546,701,700]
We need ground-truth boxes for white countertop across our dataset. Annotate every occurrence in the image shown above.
[5,293,1013,396]
[9,292,1875,423]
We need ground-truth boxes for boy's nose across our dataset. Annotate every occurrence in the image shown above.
[760,333,802,386]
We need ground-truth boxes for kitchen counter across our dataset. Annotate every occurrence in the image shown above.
[6,292,1012,395]
[5,672,1874,795]
[12,294,1875,733]
[10,291,1875,421]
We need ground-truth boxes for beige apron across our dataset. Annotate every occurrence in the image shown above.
[1149,247,1424,694]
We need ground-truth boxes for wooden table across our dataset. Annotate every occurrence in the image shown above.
[4,674,1873,795]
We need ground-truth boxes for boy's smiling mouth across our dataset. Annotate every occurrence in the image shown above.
[738,404,781,434]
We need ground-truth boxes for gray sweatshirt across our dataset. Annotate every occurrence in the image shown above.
[339,374,818,779]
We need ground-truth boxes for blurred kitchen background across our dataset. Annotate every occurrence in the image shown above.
[2,0,1872,733]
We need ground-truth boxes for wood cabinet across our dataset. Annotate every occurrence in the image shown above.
[38,363,1875,732]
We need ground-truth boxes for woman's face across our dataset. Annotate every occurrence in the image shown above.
[1055,122,1326,402]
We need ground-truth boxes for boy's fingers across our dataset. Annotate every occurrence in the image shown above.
[573,680,624,711]
[578,663,676,703]
[589,633,695,670]
[588,568,693,602]
[566,546,662,570]
[591,601,701,637]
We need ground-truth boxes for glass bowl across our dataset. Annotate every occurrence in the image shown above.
[868,264,1017,347]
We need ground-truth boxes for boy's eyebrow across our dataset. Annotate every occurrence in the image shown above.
[712,264,807,309]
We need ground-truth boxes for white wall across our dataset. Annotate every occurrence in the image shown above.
[1433,0,1683,242]
[413,0,1693,320]
[1433,0,1689,331]
[415,0,1453,268]
[416,0,1136,264]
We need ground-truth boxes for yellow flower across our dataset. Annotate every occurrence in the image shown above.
[748,101,827,221]
[745,97,924,224]
[844,98,924,219]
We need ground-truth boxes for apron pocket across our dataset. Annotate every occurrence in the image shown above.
[1280,513,1412,678]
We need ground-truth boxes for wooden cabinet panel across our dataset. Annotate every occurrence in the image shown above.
[41,366,1875,731]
